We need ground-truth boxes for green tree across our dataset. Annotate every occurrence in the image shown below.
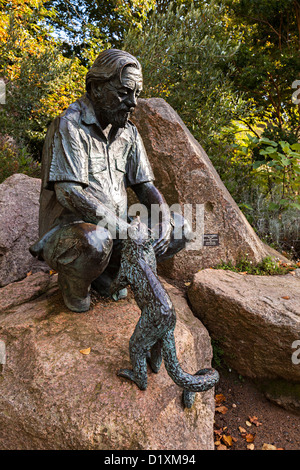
[0,0,87,160]
[222,0,300,141]
[44,0,155,61]
[124,1,247,156]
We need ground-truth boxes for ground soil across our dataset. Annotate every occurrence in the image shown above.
[214,367,300,451]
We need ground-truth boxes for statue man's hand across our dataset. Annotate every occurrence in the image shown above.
[152,218,172,257]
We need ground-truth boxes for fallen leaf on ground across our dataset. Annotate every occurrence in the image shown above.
[247,444,255,450]
[246,420,252,427]
[214,428,223,437]
[80,347,91,355]
[184,282,191,287]
[249,416,262,427]
[215,393,226,404]
[262,443,277,450]
[238,426,247,435]
[214,440,221,446]
[26,271,32,276]
[281,296,290,300]
[215,405,228,414]
[245,433,256,443]
[222,435,233,447]
[216,444,227,451]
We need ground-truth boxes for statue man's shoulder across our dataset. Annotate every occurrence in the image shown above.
[45,96,86,141]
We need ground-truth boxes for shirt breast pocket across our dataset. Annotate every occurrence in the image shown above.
[115,156,127,174]
[89,141,107,174]
[93,155,107,173]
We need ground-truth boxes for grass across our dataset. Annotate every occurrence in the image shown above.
[215,256,298,276]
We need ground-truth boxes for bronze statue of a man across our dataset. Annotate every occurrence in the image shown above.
[30,49,190,312]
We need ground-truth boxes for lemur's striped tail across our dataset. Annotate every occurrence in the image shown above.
[162,330,219,407]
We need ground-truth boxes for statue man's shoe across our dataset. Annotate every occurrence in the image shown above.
[58,274,91,313]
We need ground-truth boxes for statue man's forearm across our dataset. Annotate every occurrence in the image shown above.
[54,182,130,236]
[132,182,171,222]
[132,182,172,256]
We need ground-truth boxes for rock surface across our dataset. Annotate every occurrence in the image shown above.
[0,273,215,450]
[0,174,47,286]
[132,99,280,279]
[188,269,300,411]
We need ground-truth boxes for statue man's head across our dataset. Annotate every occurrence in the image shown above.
[86,49,143,129]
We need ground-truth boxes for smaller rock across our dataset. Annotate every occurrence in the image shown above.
[188,269,300,411]
[0,174,47,286]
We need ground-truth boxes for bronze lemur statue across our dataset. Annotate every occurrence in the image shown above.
[110,217,219,408]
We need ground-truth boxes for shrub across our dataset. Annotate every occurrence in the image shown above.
[0,134,40,183]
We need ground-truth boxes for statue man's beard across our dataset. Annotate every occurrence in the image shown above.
[96,103,134,129]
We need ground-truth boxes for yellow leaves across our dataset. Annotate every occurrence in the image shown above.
[79,347,91,355]
[239,426,256,443]
[215,393,226,405]
[222,435,233,447]
[214,427,236,450]
[248,415,262,427]
[262,443,277,450]
[215,405,228,414]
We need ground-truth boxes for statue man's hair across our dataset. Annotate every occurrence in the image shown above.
[86,49,142,92]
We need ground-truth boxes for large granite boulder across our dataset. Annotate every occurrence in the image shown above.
[188,269,300,411]
[132,99,279,279]
[0,174,47,286]
[0,273,215,450]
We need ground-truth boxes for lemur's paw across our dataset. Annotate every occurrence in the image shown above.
[117,368,147,390]
[111,288,128,301]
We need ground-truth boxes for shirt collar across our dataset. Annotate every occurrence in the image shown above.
[81,93,99,126]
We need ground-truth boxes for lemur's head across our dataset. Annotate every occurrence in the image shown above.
[127,216,152,246]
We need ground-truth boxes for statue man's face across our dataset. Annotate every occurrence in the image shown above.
[91,66,143,129]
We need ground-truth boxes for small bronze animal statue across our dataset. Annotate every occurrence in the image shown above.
[110,218,219,408]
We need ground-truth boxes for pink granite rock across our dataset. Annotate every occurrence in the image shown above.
[0,174,47,286]
[0,274,215,450]
[132,98,281,279]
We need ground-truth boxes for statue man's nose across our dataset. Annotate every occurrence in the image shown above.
[126,94,137,108]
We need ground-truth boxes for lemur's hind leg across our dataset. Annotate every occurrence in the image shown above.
[118,316,158,390]
[147,339,163,373]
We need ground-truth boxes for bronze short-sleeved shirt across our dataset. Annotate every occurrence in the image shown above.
[39,94,154,237]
